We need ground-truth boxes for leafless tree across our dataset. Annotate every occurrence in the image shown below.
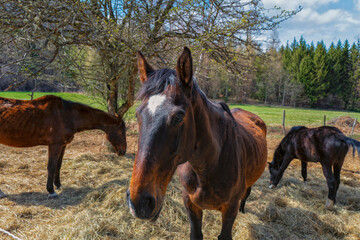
[0,0,299,115]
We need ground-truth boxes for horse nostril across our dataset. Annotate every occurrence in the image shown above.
[142,193,156,214]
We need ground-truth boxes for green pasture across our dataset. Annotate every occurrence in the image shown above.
[2,92,360,126]
[0,92,105,110]
[0,91,137,120]
[230,104,360,127]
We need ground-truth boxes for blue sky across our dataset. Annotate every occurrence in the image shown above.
[262,0,360,48]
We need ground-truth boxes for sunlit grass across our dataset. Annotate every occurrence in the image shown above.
[230,104,360,127]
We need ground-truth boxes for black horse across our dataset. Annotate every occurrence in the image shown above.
[268,126,360,209]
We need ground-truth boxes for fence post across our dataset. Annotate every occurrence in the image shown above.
[282,110,286,135]
[351,118,357,135]
[324,115,326,126]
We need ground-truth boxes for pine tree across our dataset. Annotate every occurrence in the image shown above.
[349,41,360,109]
[313,41,329,99]
[338,40,352,108]
[298,55,317,106]
[328,42,341,95]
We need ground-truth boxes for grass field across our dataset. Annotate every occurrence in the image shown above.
[2,92,360,127]
[230,104,360,127]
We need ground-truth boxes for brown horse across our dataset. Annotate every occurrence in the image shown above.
[0,95,126,198]
[268,126,360,209]
[126,47,267,240]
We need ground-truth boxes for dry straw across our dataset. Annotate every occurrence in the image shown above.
[0,126,359,239]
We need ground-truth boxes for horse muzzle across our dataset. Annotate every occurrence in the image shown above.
[126,189,162,221]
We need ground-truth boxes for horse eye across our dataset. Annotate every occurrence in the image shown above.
[171,111,185,125]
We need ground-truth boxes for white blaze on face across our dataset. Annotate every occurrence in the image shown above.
[147,94,166,116]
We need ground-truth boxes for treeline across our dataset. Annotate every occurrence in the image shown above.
[253,37,360,110]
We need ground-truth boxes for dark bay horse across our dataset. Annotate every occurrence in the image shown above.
[269,126,360,209]
[0,95,126,198]
[126,47,267,240]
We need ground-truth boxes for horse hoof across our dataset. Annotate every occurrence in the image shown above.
[56,185,61,190]
[48,192,58,199]
[325,199,334,210]
[269,184,276,189]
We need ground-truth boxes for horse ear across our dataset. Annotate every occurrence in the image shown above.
[176,47,193,87]
[137,51,154,83]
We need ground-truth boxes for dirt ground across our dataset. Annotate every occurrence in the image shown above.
[0,122,360,240]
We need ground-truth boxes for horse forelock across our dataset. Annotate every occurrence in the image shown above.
[137,69,178,100]
[137,68,206,103]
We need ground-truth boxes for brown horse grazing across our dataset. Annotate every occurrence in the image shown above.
[0,95,126,198]
[126,47,267,240]
[268,126,360,209]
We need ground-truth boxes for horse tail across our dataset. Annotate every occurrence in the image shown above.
[344,137,360,158]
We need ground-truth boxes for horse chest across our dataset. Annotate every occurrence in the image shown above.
[178,164,238,210]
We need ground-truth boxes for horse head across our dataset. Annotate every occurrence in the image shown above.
[127,47,197,220]
[106,116,127,156]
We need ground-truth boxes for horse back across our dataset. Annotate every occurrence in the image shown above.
[231,108,267,137]
[231,108,268,187]
[0,95,70,147]
[292,127,349,163]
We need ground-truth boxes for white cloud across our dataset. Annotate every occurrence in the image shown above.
[261,0,360,48]
[262,0,338,10]
[355,0,360,10]
[295,8,360,25]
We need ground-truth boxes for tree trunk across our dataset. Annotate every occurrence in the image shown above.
[107,76,119,115]
[118,64,137,117]
[282,81,286,106]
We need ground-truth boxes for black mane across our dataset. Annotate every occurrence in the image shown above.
[288,126,307,134]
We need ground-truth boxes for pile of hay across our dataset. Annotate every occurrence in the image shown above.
[329,116,360,134]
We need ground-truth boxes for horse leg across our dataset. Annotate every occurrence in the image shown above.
[218,201,240,240]
[183,193,203,240]
[54,145,66,189]
[239,186,252,213]
[333,159,344,202]
[301,161,307,182]
[47,144,62,199]
[321,163,337,209]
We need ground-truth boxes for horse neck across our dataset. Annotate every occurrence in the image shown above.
[272,146,284,165]
[72,105,118,133]
[190,94,231,166]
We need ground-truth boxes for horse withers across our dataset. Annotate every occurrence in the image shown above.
[0,95,127,198]
[268,126,360,209]
[127,47,267,240]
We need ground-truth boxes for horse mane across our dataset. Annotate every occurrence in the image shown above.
[219,101,237,126]
[288,126,307,134]
[274,126,307,160]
